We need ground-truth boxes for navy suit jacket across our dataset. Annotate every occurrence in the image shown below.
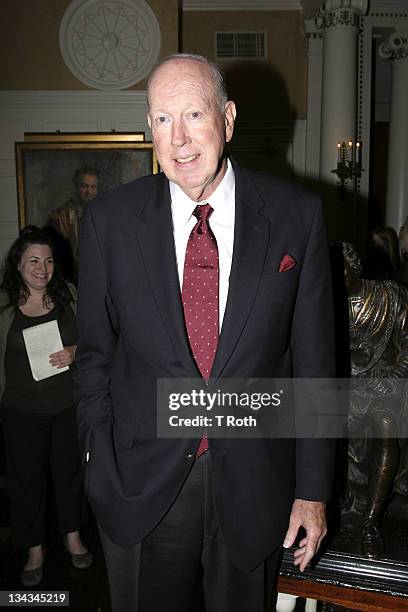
[74,159,335,571]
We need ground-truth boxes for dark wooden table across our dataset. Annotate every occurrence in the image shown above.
[278,547,408,611]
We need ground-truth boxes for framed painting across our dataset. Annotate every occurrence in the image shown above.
[15,132,158,228]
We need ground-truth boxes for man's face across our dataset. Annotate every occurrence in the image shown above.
[77,173,98,203]
[147,59,236,202]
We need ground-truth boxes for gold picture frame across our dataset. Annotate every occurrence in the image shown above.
[15,132,158,228]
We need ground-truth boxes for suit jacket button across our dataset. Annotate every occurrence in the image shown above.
[187,452,194,459]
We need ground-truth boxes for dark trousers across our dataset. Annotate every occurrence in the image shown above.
[99,452,279,612]
[2,405,87,548]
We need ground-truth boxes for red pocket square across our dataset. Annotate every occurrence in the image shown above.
[279,254,296,272]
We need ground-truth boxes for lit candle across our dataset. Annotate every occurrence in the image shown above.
[337,141,341,164]
[348,140,354,164]
[356,141,361,165]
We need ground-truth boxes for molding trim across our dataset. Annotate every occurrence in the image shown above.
[183,0,302,11]
[370,0,408,12]
[0,222,18,234]
[0,90,147,109]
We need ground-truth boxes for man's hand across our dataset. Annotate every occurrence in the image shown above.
[283,499,327,572]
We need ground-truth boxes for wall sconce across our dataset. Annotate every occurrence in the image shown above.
[332,140,363,197]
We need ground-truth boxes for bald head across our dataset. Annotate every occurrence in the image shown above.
[147,54,228,112]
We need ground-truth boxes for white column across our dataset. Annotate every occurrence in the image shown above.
[316,0,368,186]
[379,30,408,231]
[305,20,323,179]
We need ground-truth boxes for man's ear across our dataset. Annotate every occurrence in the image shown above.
[224,101,236,143]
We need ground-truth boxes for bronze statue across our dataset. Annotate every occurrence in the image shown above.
[342,242,408,558]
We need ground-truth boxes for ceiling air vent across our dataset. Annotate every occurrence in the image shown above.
[216,31,266,59]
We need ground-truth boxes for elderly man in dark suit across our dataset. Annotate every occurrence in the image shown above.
[74,53,335,612]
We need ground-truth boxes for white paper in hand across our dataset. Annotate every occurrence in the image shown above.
[23,320,69,381]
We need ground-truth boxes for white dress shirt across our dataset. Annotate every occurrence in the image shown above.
[170,159,235,330]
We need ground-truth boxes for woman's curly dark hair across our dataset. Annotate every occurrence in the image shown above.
[0,225,73,313]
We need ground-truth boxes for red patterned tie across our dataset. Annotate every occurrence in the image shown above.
[182,204,219,456]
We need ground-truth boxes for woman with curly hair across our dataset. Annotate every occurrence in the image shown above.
[0,226,92,586]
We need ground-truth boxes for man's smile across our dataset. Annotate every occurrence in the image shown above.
[175,155,199,164]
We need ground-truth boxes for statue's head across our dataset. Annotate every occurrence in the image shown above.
[342,242,363,277]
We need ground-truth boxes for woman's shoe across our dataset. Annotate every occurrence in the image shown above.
[64,534,93,569]
[21,546,45,587]
[69,551,93,569]
[21,565,43,587]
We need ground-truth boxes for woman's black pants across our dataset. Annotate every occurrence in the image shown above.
[2,404,87,548]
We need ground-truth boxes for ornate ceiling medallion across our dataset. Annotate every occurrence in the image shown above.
[59,0,161,90]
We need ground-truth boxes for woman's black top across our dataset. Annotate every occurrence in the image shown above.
[3,305,77,413]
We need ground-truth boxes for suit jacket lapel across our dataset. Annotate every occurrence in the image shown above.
[136,176,199,377]
[136,164,271,381]
[211,165,270,379]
